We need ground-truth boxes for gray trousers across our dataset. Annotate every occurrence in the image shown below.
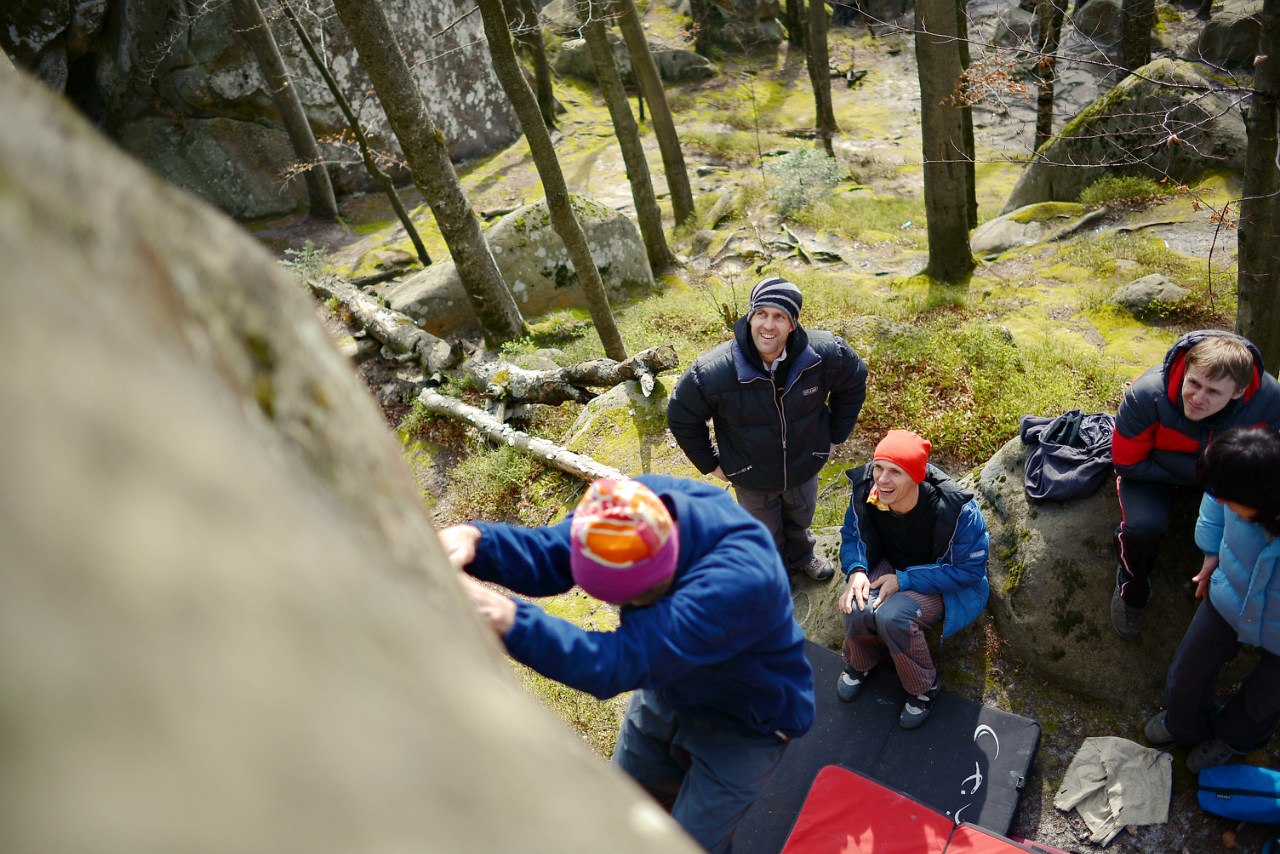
[842,560,944,695]
[733,475,819,572]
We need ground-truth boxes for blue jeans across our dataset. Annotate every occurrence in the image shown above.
[611,689,789,853]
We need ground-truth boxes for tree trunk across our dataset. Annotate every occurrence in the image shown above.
[505,0,558,129]
[1033,0,1067,152]
[418,388,626,482]
[330,0,526,345]
[307,275,456,375]
[582,13,675,271]
[613,0,696,227]
[279,1,431,267]
[228,0,340,221]
[806,0,837,156]
[955,0,977,229]
[475,0,629,360]
[467,344,679,404]
[1120,0,1154,73]
[915,0,975,281]
[691,0,714,57]
[1237,0,1280,370]
[785,0,807,48]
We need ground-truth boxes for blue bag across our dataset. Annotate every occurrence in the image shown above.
[1197,764,1280,823]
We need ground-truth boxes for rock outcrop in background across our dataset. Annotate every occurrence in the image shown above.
[0,62,694,854]
[378,196,657,338]
[1003,58,1246,212]
[0,0,521,218]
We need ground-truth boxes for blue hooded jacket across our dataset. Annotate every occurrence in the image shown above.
[839,463,990,639]
[467,475,816,740]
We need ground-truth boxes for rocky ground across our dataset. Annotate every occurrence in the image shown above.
[259,1,1272,850]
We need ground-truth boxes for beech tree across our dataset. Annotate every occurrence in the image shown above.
[915,0,975,281]
[806,0,838,156]
[1121,0,1155,73]
[279,0,430,266]
[475,0,629,360]
[330,0,526,344]
[612,0,696,226]
[504,0,558,129]
[1237,0,1280,369]
[580,8,675,270]
[784,0,807,49]
[1033,0,1067,150]
[228,0,339,221]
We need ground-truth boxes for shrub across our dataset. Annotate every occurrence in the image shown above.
[766,148,845,214]
[1078,175,1177,209]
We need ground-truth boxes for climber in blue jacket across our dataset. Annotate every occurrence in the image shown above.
[439,474,815,854]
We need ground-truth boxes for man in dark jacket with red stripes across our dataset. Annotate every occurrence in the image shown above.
[667,277,868,582]
[1111,330,1280,639]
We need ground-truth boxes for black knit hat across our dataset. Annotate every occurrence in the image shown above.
[748,277,803,326]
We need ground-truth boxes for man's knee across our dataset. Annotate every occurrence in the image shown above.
[874,596,924,651]
[843,606,877,638]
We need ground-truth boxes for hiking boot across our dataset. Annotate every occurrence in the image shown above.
[1111,581,1144,640]
[836,666,869,702]
[801,555,835,582]
[1144,710,1175,745]
[899,677,941,730]
[1187,738,1238,774]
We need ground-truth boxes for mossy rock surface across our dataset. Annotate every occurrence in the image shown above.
[975,437,1200,705]
[1002,59,1247,213]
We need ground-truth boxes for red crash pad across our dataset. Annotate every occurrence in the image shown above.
[780,766,953,854]
[779,768,1075,854]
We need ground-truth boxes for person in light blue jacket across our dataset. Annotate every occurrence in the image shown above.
[1144,426,1280,773]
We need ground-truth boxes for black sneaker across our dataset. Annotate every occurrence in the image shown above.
[899,678,941,730]
[836,666,869,702]
[1111,580,1144,640]
[1144,710,1174,745]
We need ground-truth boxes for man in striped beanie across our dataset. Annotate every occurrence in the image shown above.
[668,276,868,582]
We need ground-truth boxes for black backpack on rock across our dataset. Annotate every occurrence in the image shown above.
[1019,409,1116,502]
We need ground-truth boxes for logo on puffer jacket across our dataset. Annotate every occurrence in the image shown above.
[803,386,820,395]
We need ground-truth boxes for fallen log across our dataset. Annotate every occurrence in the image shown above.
[418,387,625,482]
[466,344,679,405]
[308,274,456,375]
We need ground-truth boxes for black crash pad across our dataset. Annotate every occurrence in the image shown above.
[735,642,1041,854]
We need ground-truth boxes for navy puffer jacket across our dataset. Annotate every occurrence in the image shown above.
[667,319,867,493]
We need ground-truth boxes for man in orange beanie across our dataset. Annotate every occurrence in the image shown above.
[835,430,990,729]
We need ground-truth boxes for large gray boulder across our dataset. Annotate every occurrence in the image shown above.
[1002,58,1247,213]
[378,196,655,337]
[970,202,1091,255]
[554,35,717,84]
[1190,0,1262,68]
[974,437,1201,704]
[0,63,694,854]
[3,0,520,218]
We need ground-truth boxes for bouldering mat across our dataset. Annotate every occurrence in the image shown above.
[779,765,954,854]
[735,642,1041,854]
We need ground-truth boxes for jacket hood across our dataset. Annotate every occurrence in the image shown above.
[1161,330,1265,410]
[733,314,810,375]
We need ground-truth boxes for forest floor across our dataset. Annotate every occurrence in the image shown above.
[258,1,1273,850]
